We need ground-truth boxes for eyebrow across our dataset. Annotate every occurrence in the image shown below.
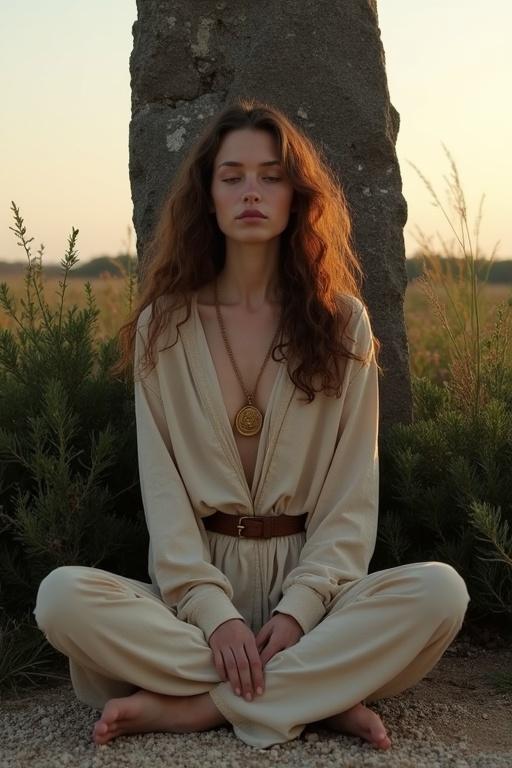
[217,160,282,169]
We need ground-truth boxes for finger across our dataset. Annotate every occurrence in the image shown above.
[233,645,255,700]
[257,637,271,654]
[257,630,273,663]
[260,640,280,667]
[245,641,265,695]
[254,625,269,647]
[222,647,242,696]
[212,649,227,682]
[255,626,271,651]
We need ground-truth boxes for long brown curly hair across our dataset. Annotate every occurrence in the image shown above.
[111,96,381,403]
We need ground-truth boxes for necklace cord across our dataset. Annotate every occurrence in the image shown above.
[213,277,282,436]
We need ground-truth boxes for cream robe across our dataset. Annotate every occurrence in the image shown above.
[34,290,470,749]
[134,290,378,643]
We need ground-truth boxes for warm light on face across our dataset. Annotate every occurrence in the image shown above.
[211,129,295,240]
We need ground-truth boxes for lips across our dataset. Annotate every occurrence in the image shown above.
[237,210,267,219]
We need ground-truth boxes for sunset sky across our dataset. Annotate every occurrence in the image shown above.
[1,1,510,265]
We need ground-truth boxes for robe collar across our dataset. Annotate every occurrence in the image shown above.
[179,291,296,514]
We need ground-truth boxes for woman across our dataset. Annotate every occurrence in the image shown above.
[34,98,470,751]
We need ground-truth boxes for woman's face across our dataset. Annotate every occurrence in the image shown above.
[210,128,295,243]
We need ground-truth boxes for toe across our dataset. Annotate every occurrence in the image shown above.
[93,720,118,745]
[102,700,121,724]
[375,733,391,750]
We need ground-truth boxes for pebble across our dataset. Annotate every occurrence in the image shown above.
[1,683,511,768]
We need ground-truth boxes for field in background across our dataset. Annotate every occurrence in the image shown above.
[404,280,511,382]
[0,272,132,341]
[1,273,511,382]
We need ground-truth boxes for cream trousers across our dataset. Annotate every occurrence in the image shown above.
[34,560,470,749]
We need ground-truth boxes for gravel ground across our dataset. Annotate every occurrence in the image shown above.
[1,680,511,768]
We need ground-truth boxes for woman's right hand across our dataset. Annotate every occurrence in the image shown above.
[208,618,264,700]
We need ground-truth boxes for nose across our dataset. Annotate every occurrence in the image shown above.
[243,186,261,202]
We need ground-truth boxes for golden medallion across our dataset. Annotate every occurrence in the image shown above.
[235,404,263,436]
[214,276,282,440]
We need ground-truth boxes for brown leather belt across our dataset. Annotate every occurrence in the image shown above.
[203,510,308,539]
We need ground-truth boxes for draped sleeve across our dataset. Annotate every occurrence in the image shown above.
[271,302,379,634]
[134,304,246,641]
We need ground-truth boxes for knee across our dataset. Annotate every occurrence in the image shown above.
[33,565,88,634]
[414,561,470,623]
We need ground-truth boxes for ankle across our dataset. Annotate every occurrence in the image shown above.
[196,692,228,729]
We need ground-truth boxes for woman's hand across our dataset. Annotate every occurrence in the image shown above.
[254,612,304,666]
[208,618,265,700]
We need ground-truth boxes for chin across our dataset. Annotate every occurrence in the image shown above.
[224,230,276,242]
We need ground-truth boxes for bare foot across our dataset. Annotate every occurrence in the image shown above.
[92,689,227,745]
[320,701,392,750]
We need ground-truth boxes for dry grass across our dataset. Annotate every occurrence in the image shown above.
[1,271,511,383]
[0,271,132,341]
[406,143,511,414]
[405,280,512,383]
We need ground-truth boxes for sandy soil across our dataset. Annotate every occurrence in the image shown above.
[401,635,512,753]
[1,631,511,766]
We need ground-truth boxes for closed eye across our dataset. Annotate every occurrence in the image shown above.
[222,177,282,183]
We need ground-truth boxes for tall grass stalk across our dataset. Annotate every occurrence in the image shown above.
[408,143,503,418]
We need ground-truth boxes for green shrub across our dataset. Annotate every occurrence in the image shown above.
[375,147,512,640]
[377,379,512,626]
[0,203,146,694]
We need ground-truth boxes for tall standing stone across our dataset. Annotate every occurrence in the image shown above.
[129,0,412,427]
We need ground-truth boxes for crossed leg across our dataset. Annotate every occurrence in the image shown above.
[34,560,469,750]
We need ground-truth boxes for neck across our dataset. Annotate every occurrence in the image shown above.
[215,268,281,311]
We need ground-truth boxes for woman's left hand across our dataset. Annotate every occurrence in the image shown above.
[254,612,304,666]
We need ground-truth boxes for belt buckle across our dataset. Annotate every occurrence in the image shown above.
[237,516,252,537]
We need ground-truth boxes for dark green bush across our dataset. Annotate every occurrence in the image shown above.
[382,147,512,646]
[375,376,512,629]
[0,204,146,694]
